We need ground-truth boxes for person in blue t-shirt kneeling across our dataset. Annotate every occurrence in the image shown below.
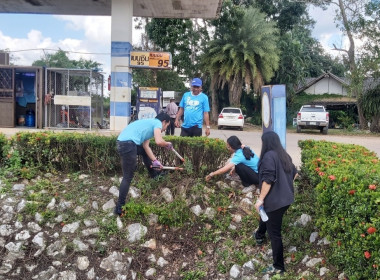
[205,136,259,187]
[115,112,172,216]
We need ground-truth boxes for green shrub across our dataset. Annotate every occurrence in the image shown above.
[157,199,192,227]
[299,140,379,279]
[10,131,120,174]
[0,133,10,168]
[0,133,27,178]
[153,136,230,176]
[122,198,191,227]
[6,132,229,177]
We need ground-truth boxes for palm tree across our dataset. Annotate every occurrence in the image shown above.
[202,6,280,121]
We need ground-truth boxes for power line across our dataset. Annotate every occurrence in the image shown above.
[7,48,110,55]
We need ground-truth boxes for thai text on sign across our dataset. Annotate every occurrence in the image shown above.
[130,51,172,69]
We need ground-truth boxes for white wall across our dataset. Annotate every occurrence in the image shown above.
[305,77,347,96]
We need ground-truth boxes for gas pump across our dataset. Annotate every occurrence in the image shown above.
[136,87,162,120]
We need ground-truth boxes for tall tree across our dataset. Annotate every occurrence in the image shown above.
[329,0,380,129]
[131,69,187,92]
[255,0,309,34]
[272,19,345,104]
[202,4,280,122]
[145,18,209,78]
[32,49,103,93]
[255,1,345,94]
[72,58,102,72]
[359,83,380,132]
[33,49,74,68]
[32,49,102,71]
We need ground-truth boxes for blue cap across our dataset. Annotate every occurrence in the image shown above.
[191,78,202,87]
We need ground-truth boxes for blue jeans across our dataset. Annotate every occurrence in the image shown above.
[255,205,290,271]
[115,140,158,214]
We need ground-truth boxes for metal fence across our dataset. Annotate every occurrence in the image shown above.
[44,68,105,130]
[0,68,13,99]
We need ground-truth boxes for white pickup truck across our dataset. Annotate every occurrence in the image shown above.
[296,105,329,134]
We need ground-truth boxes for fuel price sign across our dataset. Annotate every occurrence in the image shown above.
[130,51,172,69]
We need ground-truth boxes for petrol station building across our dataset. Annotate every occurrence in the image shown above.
[0,0,223,131]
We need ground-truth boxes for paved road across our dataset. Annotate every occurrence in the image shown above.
[1,126,379,168]
[206,128,380,168]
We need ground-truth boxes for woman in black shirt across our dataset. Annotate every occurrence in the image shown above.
[254,131,298,275]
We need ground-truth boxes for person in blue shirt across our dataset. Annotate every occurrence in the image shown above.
[115,112,172,216]
[174,78,211,137]
[205,136,259,187]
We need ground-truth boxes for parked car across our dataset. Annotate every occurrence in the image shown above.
[217,107,245,130]
[296,105,329,134]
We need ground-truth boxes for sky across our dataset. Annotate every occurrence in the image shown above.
[308,5,348,56]
[0,4,349,80]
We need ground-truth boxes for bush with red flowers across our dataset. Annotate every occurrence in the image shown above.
[299,140,379,279]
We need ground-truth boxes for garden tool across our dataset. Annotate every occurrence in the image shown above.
[171,147,185,162]
[149,147,185,171]
[161,166,184,171]
[151,165,184,171]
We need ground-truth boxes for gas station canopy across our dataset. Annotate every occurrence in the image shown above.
[0,0,223,18]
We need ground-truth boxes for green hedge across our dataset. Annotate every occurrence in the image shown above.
[299,140,379,279]
[8,132,120,175]
[152,135,230,175]
[3,132,229,177]
[0,133,9,168]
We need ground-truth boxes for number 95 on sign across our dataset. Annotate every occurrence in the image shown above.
[130,51,172,69]
[149,52,171,69]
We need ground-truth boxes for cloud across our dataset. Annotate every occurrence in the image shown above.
[0,29,55,65]
[309,4,368,59]
[55,15,111,46]
[49,15,142,75]
[0,16,114,77]
[308,5,342,56]
[309,5,340,37]
[51,16,112,75]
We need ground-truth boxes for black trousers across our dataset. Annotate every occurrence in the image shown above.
[115,140,158,214]
[165,117,176,135]
[235,163,259,186]
[180,125,202,137]
[255,205,290,271]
